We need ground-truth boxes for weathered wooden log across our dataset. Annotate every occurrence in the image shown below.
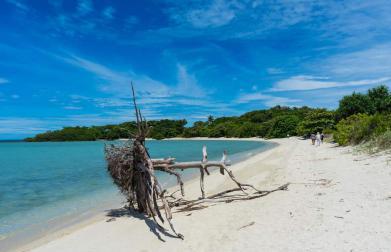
[151,158,176,165]
[154,166,185,196]
[153,161,229,170]
[105,83,289,240]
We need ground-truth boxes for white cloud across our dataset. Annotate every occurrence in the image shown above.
[62,54,129,83]
[318,1,391,45]
[263,97,302,107]
[321,43,391,78]
[11,94,20,99]
[176,64,206,97]
[182,0,238,28]
[236,92,301,107]
[0,78,9,84]
[166,0,318,38]
[0,118,51,134]
[236,92,273,103]
[271,75,391,91]
[45,53,221,123]
[58,54,171,98]
[57,53,210,100]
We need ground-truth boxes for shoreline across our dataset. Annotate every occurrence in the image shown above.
[3,138,277,252]
[6,137,391,251]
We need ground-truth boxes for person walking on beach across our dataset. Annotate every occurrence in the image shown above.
[310,133,316,145]
[316,132,321,147]
[320,133,325,143]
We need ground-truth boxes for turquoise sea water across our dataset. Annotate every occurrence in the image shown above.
[0,140,274,246]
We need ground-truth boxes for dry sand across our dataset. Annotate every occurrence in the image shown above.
[15,138,391,252]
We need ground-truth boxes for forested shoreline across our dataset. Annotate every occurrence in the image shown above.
[24,107,334,141]
[25,85,391,151]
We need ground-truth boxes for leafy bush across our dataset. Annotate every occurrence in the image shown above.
[334,113,391,146]
[369,113,391,136]
[334,114,371,146]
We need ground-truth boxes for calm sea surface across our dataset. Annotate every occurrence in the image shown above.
[0,140,274,243]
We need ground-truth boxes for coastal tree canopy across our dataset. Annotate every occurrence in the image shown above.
[25,85,391,142]
[336,85,391,121]
[296,109,335,136]
[25,106,335,141]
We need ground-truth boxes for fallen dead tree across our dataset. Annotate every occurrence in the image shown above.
[104,84,289,239]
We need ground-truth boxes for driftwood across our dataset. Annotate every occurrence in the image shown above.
[104,83,289,239]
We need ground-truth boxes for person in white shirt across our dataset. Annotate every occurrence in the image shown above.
[316,132,321,147]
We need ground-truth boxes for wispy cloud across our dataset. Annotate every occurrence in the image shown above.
[236,92,301,107]
[320,43,391,78]
[175,64,206,97]
[165,0,317,39]
[183,0,238,28]
[46,52,225,122]
[56,53,210,100]
[270,75,391,91]
[3,0,391,139]
[0,117,51,135]
[58,53,171,98]
[41,1,119,39]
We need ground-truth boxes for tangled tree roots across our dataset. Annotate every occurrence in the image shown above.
[104,84,289,239]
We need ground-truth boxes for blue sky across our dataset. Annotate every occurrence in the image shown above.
[1,0,391,139]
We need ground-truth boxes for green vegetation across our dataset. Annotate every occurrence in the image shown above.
[25,120,187,141]
[26,106,334,142]
[296,109,335,136]
[333,85,391,150]
[333,113,391,146]
[336,85,391,120]
[25,85,391,152]
[369,131,391,152]
[182,106,334,139]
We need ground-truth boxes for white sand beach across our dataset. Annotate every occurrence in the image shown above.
[15,138,391,252]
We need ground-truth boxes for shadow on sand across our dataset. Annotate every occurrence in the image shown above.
[105,207,179,242]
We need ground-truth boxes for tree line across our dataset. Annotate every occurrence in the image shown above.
[25,85,391,148]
